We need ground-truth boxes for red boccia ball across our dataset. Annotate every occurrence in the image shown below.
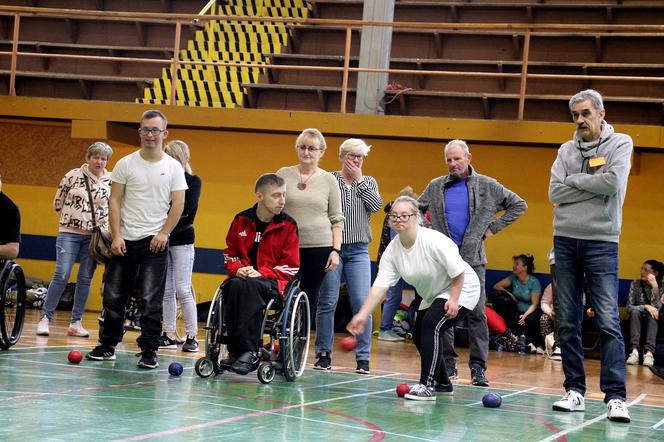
[339,335,357,352]
[396,383,410,397]
[68,349,83,364]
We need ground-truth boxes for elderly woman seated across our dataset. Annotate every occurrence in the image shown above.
[626,259,663,367]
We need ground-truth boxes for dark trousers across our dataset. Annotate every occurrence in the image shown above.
[100,237,168,352]
[223,277,278,355]
[629,309,658,354]
[443,263,488,370]
[491,291,544,348]
[413,298,470,387]
[299,246,332,321]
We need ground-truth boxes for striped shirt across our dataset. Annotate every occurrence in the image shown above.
[333,172,383,244]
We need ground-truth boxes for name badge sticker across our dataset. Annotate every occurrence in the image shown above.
[589,157,606,167]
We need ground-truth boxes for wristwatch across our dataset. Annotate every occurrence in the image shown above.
[332,247,341,254]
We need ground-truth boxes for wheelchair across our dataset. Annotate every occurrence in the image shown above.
[0,259,27,350]
[194,276,310,384]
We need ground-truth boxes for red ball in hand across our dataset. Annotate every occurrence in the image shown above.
[339,335,357,352]
[396,383,410,397]
[68,349,83,364]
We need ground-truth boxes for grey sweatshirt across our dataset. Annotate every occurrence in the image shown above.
[418,165,527,267]
[549,121,632,243]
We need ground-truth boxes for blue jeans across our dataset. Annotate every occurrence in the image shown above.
[163,244,198,336]
[379,279,404,331]
[42,232,97,322]
[316,242,372,360]
[554,236,626,402]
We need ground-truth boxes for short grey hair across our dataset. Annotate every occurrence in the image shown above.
[339,138,371,156]
[444,139,470,156]
[295,128,327,151]
[569,89,604,112]
[392,195,419,214]
[87,141,113,159]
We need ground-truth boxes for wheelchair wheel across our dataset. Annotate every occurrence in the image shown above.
[195,357,216,378]
[257,362,276,384]
[0,261,26,350]
[200,286,224,376]
[280,289,310,382]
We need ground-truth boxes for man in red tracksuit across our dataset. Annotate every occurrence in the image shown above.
[222,173,300,375]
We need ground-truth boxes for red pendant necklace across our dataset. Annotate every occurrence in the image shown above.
[298,169,316,190]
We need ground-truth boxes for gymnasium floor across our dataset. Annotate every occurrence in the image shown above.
[1,310,663,441]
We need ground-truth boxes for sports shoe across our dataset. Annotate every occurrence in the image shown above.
[434,382,454,395]
[182,336,199,352]
[549,346,562,361]
[137,350,159,369]
[552,390,585,412]
[86,345,116,361]
[158,334,178,349]
[378,330,404,342]
[471,366,489,387]
[405,384,436,401]
[643,352,654,367]
[67,320,89,337]
[606,399,631,423]
[527,343,538,354]
[447,365,459,380]
[231,351,256,375]
[626,350,639,365]
[356,360,370,374]
[313,353,331,370]
[36,316,50,336]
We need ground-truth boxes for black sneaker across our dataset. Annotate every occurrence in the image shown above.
[158,334,178,349]
[182,336,199,352]
[313,353,331,370]
[137,350,159,369]
[86,345,116,361]
[356,360,370,374]
[471,366,489,387]
[447,365,458,380]
[434,382,454,395]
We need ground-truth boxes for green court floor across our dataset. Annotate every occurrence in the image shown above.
[0,346,662,441]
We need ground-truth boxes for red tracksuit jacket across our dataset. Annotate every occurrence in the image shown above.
[224,205,300,295]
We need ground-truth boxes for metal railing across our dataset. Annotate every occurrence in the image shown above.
[1,5,664,118]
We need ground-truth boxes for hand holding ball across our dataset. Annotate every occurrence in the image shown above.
[339,335,357,352]
[67,349,83,364]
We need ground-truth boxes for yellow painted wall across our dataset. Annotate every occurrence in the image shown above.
[2,99,663,313]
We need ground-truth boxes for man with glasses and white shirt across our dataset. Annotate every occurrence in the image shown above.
[87,110,187,369]
[418,139,527,387]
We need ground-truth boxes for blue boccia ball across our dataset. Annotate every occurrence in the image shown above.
[168,362,184,377]
[482,392,502,408]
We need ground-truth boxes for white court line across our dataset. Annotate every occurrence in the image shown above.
[651,416,664,430]
[299,371,402,390]
[1,356,174,375]
[538,393,647,442]
[465,386,539,406]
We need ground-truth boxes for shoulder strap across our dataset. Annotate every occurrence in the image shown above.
[82,175,98,228]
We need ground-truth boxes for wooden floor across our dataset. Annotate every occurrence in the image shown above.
[1,309,663,441]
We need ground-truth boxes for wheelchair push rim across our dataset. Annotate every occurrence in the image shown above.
[280,289,310,381]
[0,261,27,349]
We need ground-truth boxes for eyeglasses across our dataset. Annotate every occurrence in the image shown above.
[388,213,418,222]
[345,153,365,160]
[138,127,166,136]
[298,145,322,153]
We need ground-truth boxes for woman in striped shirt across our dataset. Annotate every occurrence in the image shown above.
[315,138,383,374]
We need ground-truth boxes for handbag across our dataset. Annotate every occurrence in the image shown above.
[83,174,113,264]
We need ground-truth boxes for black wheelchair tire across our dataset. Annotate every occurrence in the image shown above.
[0,261,26,350]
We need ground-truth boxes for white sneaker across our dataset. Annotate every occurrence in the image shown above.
[378,330,405,342]
[549,346,562,361]
[544,332,555,355]
[67,320,90,337]
[36,316,50,336]
[626,350,639,365]
[606,399,631,423]
[643,353,654,367]
[552,390,585,412]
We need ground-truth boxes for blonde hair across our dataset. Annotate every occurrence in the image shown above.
[164,140,192,174]
[339,138,371,156]
[295,128,326,151]
[397,185,417,199]
[392,195,419,214]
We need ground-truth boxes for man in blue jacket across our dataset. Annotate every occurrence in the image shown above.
[549,89,632,423]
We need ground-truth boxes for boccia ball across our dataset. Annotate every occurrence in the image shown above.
[396,383,410,397]
[168,362,184,376]
[339,335,357,352]
[68,349,83,364]
[482,392,502,408]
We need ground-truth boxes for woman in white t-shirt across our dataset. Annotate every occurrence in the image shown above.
[348,196,480,401]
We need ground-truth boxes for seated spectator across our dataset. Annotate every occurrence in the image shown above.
[221,173,300,375]
[626,259,663,367]
[491,254,544,353]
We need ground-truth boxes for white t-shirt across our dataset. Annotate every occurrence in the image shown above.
[373,226,480,311]
[111,151,188,241]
